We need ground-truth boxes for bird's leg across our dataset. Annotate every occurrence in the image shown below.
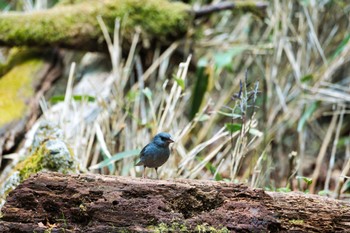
[155,167,158,179]
[142,166,146,178]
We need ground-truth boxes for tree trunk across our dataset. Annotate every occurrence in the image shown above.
[1,172,349,232]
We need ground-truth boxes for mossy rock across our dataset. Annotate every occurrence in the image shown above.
[16,139,77,181]
[15,121,78,181]
[0,121,78,209]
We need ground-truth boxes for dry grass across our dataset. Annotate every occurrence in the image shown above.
[1,0,350,198]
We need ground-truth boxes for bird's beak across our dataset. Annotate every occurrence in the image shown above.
[167,138,174,143]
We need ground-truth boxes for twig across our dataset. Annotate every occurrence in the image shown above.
[193,1,269,19]
[309,110,338,194]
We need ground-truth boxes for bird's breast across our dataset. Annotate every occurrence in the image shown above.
[144,146,170,168]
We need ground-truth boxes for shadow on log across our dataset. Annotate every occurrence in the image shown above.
[1,172,350,232]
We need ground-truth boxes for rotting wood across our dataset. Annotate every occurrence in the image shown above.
[0,172,349,232]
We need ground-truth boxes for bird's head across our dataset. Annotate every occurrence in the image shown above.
[153,132,174,147]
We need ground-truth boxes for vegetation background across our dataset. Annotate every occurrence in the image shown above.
[0,0,349,200]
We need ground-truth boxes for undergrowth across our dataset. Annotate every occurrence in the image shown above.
[0,0,350,199]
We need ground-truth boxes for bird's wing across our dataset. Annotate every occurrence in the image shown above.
[139,144,149,159]
[135,144,149,166]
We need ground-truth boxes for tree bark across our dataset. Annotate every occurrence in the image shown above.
[1,172,349,232]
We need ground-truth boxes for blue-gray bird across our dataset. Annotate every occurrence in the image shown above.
[135,132,174,178]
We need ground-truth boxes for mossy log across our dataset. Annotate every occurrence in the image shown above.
[1,172,349,232]
[0,0,268,52]
[0,0,191,52]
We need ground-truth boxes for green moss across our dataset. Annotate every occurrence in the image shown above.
[114,0,190,38]
[152,222,187,233]
[79,203,87,212]
[16,145,46,181]
[289,219,304,225]
[0,0,191,50]
[15,139,77,181]
[0,58,44,127]
[195,225,229,233]
[152,222,229,233]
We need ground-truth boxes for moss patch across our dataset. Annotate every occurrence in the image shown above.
[16,146,45,181]
[15,139,77,181]
[151,222,229,233]
[0,58,43,126]
[289,219,304,225]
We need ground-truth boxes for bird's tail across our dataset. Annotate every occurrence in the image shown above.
[135,160,143,166]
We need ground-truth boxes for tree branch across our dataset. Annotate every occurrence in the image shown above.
[0,0,268,52]
[193,1,268,19]
[0,0,191,52]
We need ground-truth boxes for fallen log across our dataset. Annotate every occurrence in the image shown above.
[0,172,349,232]
[0,0,268,52]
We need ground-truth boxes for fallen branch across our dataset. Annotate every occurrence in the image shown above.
[0,0,268,52]
[0,172,349,232]
[193,1,268,19]
[0,0,190,52]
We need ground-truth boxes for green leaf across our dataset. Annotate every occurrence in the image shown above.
[50,95,65,103]
[297,102,319,132]
[174,77,185,90]
[189,65,209,120]
[217,110,241,119]
[318,190,331,196]
[101,152,115,174]
[301,74,313,83]
[249,128,263,137]
[50,95,96,104]
[89,149,141,170]
[197,57,208,67]
[331,32,350,60]
[296,176,313,185]
[300,0,311,6]
[213,47,246,69]
[206,162,223,181]
[126,90,138,102]
[142,87,152,100]
[225,123,241,133]
[198,156,223,181]
[277,187,291,192]
[337,136,350,147]
[197,114,210,122]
